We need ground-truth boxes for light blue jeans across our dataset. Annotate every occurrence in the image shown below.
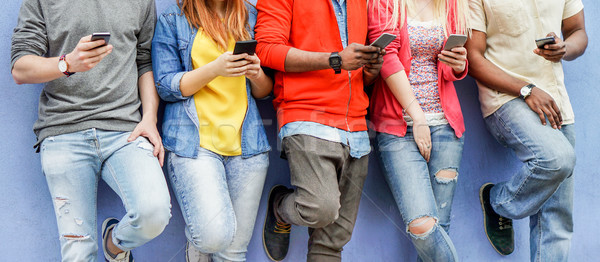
[40,128,172,262]
[377,124,464,262]
[168,148,268,262]
[485,98,575,262]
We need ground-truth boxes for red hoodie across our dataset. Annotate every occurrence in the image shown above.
[255,0,370,131]
[368,0,468,138]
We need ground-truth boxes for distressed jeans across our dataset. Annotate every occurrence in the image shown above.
[40,128,172,262]
[377,124,464,262]
[485,98,575,262]
[168,148,268,262]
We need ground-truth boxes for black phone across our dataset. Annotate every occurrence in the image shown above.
[535,36,556,49]
[233,40,258,55]
[443,34,467,51]
[370,33,396,49]
[91,32,111,46]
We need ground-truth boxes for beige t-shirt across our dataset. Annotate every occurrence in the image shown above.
[469,0,584,124]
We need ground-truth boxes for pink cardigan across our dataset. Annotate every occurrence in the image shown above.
[368,0,467,138]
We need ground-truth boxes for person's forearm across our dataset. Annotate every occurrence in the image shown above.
[385,72,426,123]
[250,69,273,99]
[563,29,587,61]
[467,53,527,96]
[12,55,64,84]
[179,62,219,97]
[139,71,159,122]
[284,48,332,72]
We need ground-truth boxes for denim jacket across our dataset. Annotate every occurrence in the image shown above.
[152,3,270,159]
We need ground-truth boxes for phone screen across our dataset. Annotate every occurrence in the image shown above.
[233,40,258,55]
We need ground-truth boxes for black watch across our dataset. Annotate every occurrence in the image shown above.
[329,52,342,74]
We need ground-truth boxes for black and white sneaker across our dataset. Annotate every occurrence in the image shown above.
[102,217,134,262]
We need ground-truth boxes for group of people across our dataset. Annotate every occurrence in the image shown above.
[10,0,587,261]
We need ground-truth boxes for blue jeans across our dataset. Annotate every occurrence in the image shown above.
[377,124,464,262]
[40,128,172,262]
[485,98,575,262]
[168,148,268,262]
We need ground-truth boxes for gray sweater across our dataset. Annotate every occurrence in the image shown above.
[11,0,156,148]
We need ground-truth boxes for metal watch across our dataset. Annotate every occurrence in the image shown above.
[58,54,75,77]
[329,52,342,74]
[519,84,535,99]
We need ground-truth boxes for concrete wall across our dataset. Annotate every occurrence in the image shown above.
[1,0,598,261]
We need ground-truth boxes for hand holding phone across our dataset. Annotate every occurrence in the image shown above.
[533,33,566,63]
[233,40,257,56]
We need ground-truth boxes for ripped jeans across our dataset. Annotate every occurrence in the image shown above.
[40,128,172,262]
[377,124,464,262]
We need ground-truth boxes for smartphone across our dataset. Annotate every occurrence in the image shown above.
[535,36,556,49]
[370,33,397,49]
[233,40,258,55]
[443,34,467,51]
[91,32,111,46]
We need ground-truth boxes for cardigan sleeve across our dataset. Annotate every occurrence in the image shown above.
[367,1,406,80]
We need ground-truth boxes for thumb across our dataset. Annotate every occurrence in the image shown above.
[127,129,140,142]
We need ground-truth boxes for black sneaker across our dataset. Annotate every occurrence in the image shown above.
[479,183,514,255]
[263,185,292,261]
[102,217,134,262]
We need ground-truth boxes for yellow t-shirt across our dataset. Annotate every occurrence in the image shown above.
[191,31,248,156]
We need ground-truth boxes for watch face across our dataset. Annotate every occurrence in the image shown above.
[58,60,67,73]
[330,56,341,66]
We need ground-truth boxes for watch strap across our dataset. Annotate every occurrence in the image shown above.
[329,52,342,74]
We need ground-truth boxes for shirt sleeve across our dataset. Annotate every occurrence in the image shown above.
[11,0,48,69]
[367,1,404,80]
[254,0,293,72]
[563,0,584,19]
[469,0,487,33]
[136,0,157,78]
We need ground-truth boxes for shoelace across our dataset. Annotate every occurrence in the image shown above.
[498,217,513,230]
[274,221,291,234]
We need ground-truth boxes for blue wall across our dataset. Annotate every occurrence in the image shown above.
[1,1,598,261]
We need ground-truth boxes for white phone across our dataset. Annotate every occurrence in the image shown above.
[443,34,467,51]
[370,33,397,49]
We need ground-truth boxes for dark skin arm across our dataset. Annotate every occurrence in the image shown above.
[534,10,587,62]
[283,43,381,73]
[466,11,587,130]
[466,30,562,129]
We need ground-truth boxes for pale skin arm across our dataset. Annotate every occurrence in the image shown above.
[126,71,165,166]
[12,35,112,84]
[385,71,431,161]
[179,52,272,99]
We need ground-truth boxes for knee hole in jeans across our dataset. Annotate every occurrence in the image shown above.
[435,169,458,184]
[408,216,437,238]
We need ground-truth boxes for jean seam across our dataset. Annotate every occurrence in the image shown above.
[104,160,130,210]
[494,112,539,206]
[536,214,542,262]
[169,155,197,242]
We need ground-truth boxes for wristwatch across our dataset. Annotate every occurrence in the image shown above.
[58,54,75,77]
[519,84,535,99]
[329,52,342,74]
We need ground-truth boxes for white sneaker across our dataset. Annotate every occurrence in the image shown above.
[186,241,211,262]
[102,218,134,262]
